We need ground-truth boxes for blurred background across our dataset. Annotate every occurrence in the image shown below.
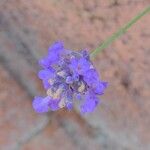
[0,0,150,150]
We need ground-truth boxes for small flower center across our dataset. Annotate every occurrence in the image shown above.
[78,81,85,93]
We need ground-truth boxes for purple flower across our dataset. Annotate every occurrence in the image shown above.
[33,41,107,114]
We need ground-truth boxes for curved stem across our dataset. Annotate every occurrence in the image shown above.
[90,6,150,57]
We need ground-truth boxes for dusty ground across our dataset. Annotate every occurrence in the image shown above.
[0,0,150,150]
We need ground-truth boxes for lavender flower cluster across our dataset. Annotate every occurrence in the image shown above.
[33,41,107,113]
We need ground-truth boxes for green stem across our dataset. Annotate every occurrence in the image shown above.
[90,6,150,57]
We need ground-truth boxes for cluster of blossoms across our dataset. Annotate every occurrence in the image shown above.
[33,41,107,113]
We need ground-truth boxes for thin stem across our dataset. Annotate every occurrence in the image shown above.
[90,6,150,57]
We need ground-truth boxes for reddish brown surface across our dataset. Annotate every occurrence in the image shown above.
[0,0,150,150]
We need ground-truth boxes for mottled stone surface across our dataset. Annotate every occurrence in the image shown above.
[0,0,150,150]
[0,66,49,150]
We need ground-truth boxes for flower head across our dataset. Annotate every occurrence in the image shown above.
[33,41,108,113]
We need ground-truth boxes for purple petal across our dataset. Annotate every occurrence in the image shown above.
[47,41,64,64]
[39,56,52,68]
[39,42,64,68]
[48,99,60,111]
[32,96,50,113]
[42,79,51,89]
[69,57,91,75]
[94,81,108,95]
[83,69,100,87]
[48,41,64,54]
[101,81,108,88]
[38,69,55,80]
[69,58,78,71]
[80,91,100,113]
[47,52,59,63]
[78,58,91,75]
